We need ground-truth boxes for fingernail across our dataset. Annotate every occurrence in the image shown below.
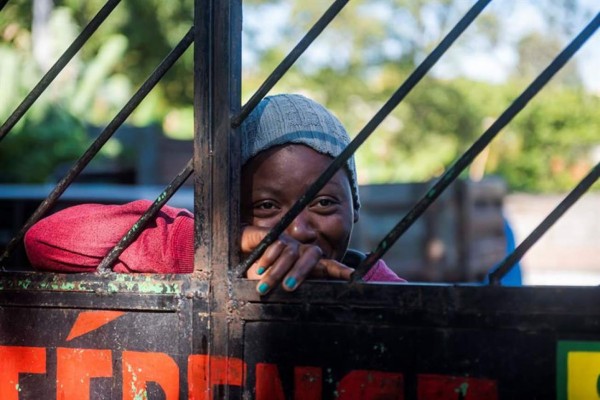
[257,282,269,295]
[284,276,297,289]
[257,266,266,275]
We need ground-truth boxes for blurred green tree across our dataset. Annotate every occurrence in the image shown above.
[0,0,598,191]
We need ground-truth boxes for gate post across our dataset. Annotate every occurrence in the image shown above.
[194,0,243,397]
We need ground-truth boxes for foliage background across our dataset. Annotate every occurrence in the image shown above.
[0,0,598,192]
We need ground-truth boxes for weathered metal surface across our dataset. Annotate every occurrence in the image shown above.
[0,272,184,295]
[0,285,197,399]
[1,278,600,398]
[1,2,600,399]
[194,1,243,399]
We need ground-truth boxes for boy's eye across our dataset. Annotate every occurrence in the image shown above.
[311,197,339,209]
[254,201,278,211]
[317,199,334,207]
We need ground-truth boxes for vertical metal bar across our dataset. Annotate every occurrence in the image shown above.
[194,0,242,395]
[0,0,121,143]
[231,0,349,127]
[0,28,193,266]
[488,162,600,285]
[351,12,599,281]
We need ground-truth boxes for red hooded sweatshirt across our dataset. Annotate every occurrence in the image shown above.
[24,200,404,282]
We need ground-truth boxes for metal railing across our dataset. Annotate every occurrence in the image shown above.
[0,1,598,288]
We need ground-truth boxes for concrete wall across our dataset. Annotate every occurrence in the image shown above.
[503,193,600,285]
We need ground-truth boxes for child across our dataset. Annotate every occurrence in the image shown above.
[25,94,405,293]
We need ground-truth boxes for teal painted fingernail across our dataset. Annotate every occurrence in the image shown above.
[257,267,266,275]
[258,282,269,295]
[285,277,297,289]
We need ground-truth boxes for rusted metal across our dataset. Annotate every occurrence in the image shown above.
[0,3,599,398]
[0,271,184,297]
[96,159,193,274]
[489,162,600,285]
[194,1,242,398]
[231,0,349,128]
[0,0,121,143]
[237,0,492,277]
[1,277,600,398]
[351,12,600,281]
[0,28,194,267]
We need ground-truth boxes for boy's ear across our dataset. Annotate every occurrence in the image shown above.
[353,209,359,223]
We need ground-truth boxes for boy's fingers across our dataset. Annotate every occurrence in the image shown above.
[281,246,323,292]
[255,244,300,295]
[250,239,286,277]
[240,226,266,253]
[318,259,354,280]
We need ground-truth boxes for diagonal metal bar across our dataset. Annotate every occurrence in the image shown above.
[231,0,349,128]
[351,12,600,282]
[0,0,121,143]
[0,0,10,13]
[0,28,194,266]
[96,159,194,274]
[488,162,600,285]
[236,0,492,277]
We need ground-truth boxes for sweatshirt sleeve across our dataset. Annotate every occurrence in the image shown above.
[362,259,407,283]
[24,200,194,273]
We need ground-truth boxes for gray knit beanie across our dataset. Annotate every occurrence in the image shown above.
[241,93,360,210]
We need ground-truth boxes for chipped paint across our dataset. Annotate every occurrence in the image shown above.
[106,275,180,294]
[373,343,387,354]
[455,382,469,396]
[0,273,181,294]
[126,363,148,400]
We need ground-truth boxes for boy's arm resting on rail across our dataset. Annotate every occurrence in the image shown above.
[24,200,194,273]
[24,201,404,283]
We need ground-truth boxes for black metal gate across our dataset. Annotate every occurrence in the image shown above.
[0,1,599,398]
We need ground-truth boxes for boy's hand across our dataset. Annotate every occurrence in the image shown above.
[241,226,354,295]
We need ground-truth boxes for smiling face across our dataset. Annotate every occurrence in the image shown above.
[241,144,358,262]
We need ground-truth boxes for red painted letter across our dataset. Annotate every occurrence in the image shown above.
[256,363,285,400]
[417,374,498,400]
[188,355,246,400]
[0,346,46,400]
[295,366,322,399]
[337,370,404,399]
[256,364,323,400]
[56,348,112,400]
[122,351,179,400]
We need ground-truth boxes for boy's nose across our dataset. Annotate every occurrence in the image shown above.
[286,210,317,244]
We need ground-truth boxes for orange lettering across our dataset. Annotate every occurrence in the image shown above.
[56,348,112,400]
[256,363,285,400]
[417,374,498,400]
[188,355,246,400]
[0,346,46,400]
[337,370,404,399]
[122,351,179,400]
[256,364,322,399]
